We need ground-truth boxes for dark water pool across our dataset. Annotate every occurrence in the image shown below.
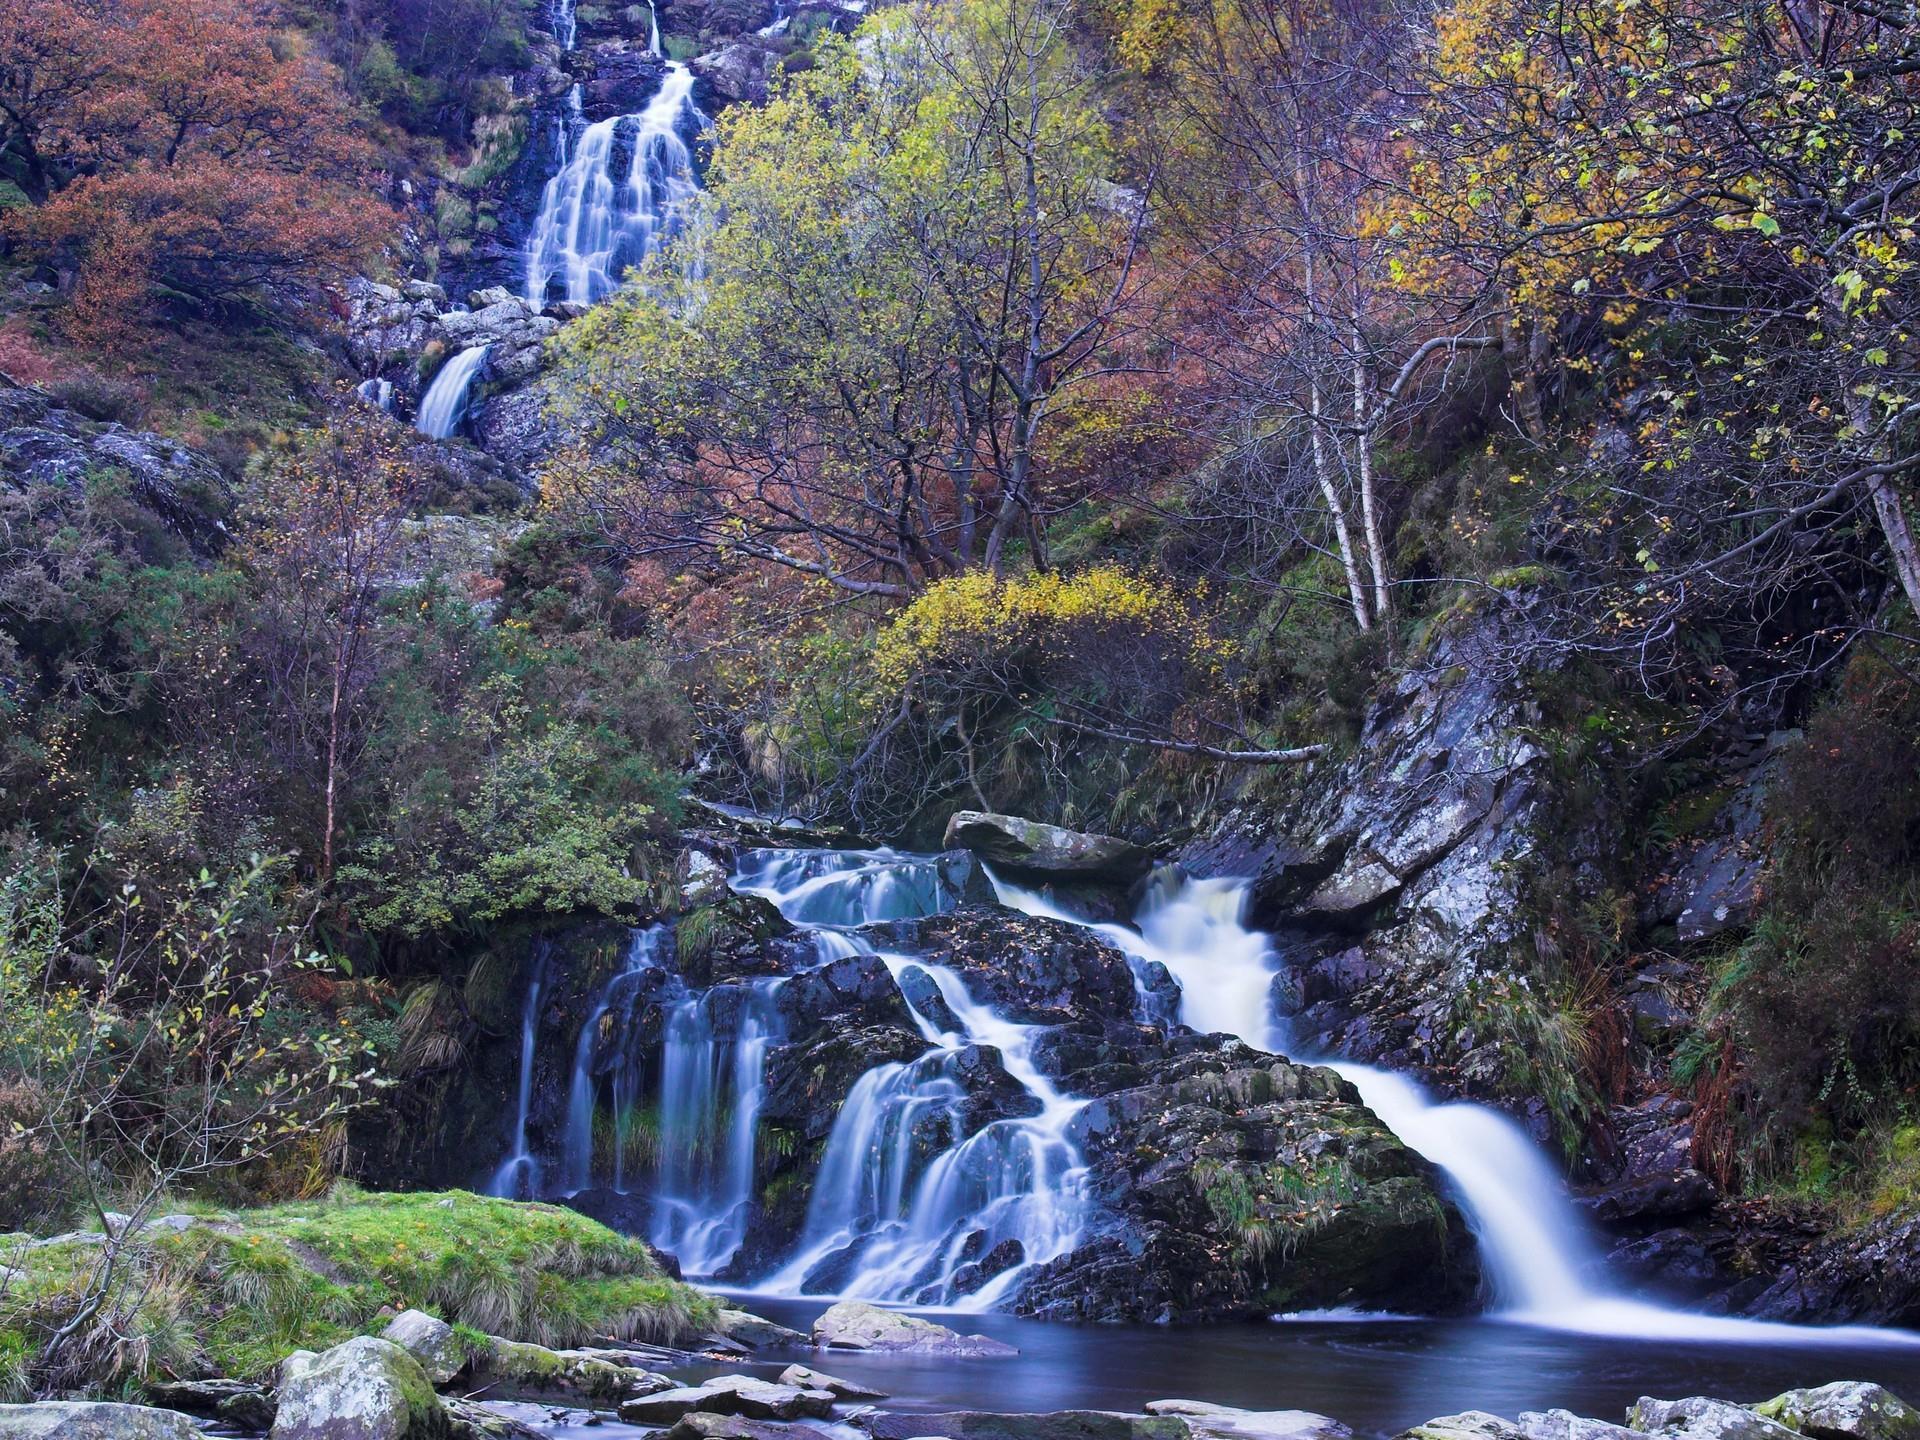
[695,1296,1920,1438]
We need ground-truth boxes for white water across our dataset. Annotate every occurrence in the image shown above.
[650,976,785,1276]
[561,925,671,1192]
[415,345,489,438]
[523,0,707,307]
[740,848,1091,1309]
[355,377,393,412]
[488,947,549,1199]
[993,868,1920,1347]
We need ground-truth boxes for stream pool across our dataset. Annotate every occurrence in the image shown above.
[688,1296,1920,1438]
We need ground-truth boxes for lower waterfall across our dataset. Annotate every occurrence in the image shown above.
[415,345,489,439]
[994,868,1917,1345]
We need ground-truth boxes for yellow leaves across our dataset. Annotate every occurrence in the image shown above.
[870,564,1225,690]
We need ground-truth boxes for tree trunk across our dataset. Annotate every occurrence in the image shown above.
[1867,471,1920,621]
[1352,311,1391,627]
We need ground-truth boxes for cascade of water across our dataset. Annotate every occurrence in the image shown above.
[487,946,550,1199]
[561,925,671,1192]
[650,977,786,1276]
[740,848,1090,1309]
[415,345,490,438]
[993,867,1919,1345]
[523,65,707,306]
[355,377,394,412]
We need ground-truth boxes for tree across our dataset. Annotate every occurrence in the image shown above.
[1141,0,1500,637]
[551,0,1148,598]
[1381,0,1920,652]
[8,0,391,346]
[243,415,425,893]
[0,847,373,1386]
[0,0,113,200]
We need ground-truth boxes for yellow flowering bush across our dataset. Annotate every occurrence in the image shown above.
[871,565,1228,692]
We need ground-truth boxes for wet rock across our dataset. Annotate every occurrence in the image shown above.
[1017,1044,1476,1322]
[864,1415,1187,1440]
[382,1310,468,1385]
[715,1309,809,1350]
[664,1417,837,1440]
[477,1338,674,1403]
[943,812,1154,884]
[442,1400,545,1440]
[1752,1384,1920,1440]
[1748,1209,1920,1327]
[618,1378,835,1425]
[778,1367,887,1401]
[1145,1401,1351,1440]
[1604,1229,1722,1289]
[273,1336,449,1440]
[467,381,561,480]
[874,906,1139,1029]
[1625,1398,1799,1440]
[1399,1416,1532,1440]
[1517,1412,1653,1440]
[1573,1168,1717,1225]
[0,1405,206,1440]
[809,1300,1018,1356]
[145,1379,276,1431]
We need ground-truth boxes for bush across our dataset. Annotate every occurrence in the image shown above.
[47,370,147,425]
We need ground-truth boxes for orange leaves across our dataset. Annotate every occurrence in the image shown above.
[4,0,393,350]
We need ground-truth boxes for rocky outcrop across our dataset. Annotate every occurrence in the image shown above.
[144,1380,276,1432]
[0,1405,206,1440]
[809,1299,1017,1356]
[1753,1386,1920,1440]
[1626,1399,1799,1440]
[692,43,776,106]
[945,812,1155,884]
[1016,1044,1476,1322]
[0,377,230,553]
[1749,1208,1920,1327]
[273,1337,449,1440]
[475,1338,673,1403]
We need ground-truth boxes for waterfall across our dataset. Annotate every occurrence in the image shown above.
[650,977,785,1276]
[488,946,550,1199]
[740,848,1091,1310]
[415,345,490,439]
[355,377,393,412]
[994,867,1919,1345]
[522,7,707,310]
[561,925,671,1192]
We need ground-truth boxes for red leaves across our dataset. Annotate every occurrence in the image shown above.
[4,0,395,349]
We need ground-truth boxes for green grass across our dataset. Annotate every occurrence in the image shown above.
[0,1187,717,1396]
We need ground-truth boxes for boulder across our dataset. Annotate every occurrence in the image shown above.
[809,1300,1017,1356]
[272,1336,449,1440]
[665,1418,837,1440]
[863,1415,1188,1440]
[943,812,1153,883]
[1625,1399,1799,1440]
[477,1338,673,1402]
[778,1366,887,1401]
[382,1310,468,1385]
[1145,1401,1350,1440]
[1517,1412,1653,1440]
[145,1379,276,1431]
[1750,1209,1920,1326]
[1399,1417,1532,1440]
[617,1378,835,1425]
[715,1308,809,1350]
[1752,1385,1920,1440]
[0,1405,206,1440]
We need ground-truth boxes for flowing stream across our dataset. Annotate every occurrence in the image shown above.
[523,0,706,305]
[992,867,1918,1346]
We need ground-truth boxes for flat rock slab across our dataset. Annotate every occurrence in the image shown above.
[0,1405,206,1440]
[620,1378,835,1425]
[811,1300,1017,1357]
[1400,1414,1532,1440]
[1147,1402,1351,1440]
[780,1366,888,1401]
[865,1412,1190,1440]
[145,1381,276,1432]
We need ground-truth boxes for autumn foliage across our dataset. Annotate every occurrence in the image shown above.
[2,0,391,348]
